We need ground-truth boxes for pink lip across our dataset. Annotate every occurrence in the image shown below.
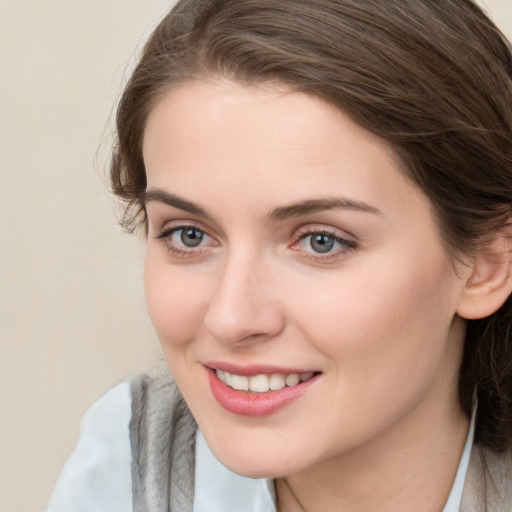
[206,366,320,417]
[205,360,318,376]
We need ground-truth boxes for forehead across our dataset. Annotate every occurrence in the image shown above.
[142,79,429,222]
[143,79,391,160]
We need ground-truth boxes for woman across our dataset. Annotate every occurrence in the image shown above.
[48,0,512,511]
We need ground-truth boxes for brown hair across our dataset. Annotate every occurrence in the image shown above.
[111,0,512,451]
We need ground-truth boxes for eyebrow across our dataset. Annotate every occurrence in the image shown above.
[144,188,209,217]
[144,187,383,221]
[269,198,383,221]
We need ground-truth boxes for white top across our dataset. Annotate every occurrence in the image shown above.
[46,382,476,512]
[46,382,133,512]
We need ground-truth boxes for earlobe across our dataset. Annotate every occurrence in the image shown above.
[457,230,512,320]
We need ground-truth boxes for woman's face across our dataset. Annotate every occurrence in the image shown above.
[143,80,470,478]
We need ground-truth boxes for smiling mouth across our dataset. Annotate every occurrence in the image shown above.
[208,366,321,416]
[215,369,316,393]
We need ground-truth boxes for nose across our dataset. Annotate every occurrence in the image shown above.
[203,251,285,346]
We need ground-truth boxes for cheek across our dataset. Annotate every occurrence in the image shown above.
[143,251,209,348]
[287,250,461,387]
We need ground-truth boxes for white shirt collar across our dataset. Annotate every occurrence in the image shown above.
[442,399,477,512]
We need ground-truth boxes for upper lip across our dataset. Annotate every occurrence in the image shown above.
[204,361,320,376]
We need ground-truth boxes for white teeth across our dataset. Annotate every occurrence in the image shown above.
[231,374,249,391]
[249,374,270,393]
[216,369,314,393]
[269,374,286,390]
[285,373,300,386]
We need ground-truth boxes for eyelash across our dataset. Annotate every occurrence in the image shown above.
[154,224,358,262]
[155,224,217,258]
[292,227,358,262]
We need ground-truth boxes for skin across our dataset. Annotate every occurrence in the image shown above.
[142,79,474,512]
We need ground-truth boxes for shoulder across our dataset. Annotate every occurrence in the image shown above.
[47,373,197,512]
[46,379,134,512]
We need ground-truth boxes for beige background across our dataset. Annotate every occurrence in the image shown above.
[1,1,511,511]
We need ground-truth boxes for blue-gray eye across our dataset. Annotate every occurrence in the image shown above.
[309,233,335,253]
[180,228,205,247]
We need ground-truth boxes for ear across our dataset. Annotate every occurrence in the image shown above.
[457,228,512,320]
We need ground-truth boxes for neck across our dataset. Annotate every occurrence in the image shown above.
[276,393,470,512]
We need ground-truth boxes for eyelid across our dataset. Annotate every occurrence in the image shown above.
[145,203,225,241]
[294,224,357,242]
[152,217,218,240]
[154,220,219,258]
[290,224,358,261]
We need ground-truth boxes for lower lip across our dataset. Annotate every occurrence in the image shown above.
[207,369,319,417]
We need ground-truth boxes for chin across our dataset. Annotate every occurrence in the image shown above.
[218,453,297,480]
[202,427,315,479]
